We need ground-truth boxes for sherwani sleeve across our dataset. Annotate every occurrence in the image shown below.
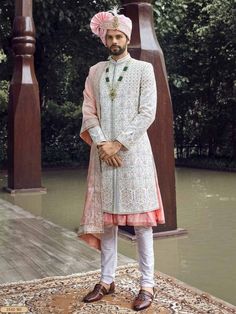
[80,67,107,145]
[115,63,157,150]
[88,126,106,145]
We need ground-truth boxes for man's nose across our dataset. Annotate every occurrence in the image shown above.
[112,37,118,44]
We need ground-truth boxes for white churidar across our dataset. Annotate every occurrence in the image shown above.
[100,225,154,287]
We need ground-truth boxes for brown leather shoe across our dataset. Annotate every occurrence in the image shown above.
[83,282,115,303]
[133,289,154,311]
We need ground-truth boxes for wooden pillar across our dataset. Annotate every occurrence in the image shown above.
[120,0,179,235]
[7,0,44,193]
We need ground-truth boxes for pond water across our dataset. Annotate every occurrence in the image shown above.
[0,167,235,306]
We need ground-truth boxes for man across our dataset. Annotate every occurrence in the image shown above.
[78,8,165,311]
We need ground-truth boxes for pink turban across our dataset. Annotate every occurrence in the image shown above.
[90,8,132,46]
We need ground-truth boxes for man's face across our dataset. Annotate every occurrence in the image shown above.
[106,29,129,56]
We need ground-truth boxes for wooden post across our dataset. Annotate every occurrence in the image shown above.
[120,0,182,236]
[7,0,45,193]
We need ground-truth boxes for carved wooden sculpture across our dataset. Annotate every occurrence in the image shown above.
[121,0,177,234]
[7,0,42,193]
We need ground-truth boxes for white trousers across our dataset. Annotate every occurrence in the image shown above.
[100,225,154,287]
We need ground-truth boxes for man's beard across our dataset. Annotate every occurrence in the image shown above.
[108,45,127,56]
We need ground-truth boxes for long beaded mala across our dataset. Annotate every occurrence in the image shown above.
[105,60,131,101]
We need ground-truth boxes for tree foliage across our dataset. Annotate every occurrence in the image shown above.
[154,0,236,160]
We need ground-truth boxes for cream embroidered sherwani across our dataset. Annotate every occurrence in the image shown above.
[79,53,165,236]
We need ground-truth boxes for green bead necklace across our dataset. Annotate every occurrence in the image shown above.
[105,60,131,101]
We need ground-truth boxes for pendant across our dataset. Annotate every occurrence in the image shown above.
[109,88,117,101]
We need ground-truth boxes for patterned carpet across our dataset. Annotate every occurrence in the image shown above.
[0,263,235,314]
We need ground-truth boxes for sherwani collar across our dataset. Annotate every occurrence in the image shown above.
[108,53,131,65]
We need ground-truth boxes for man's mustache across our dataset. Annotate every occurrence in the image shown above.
[111,45,120,48]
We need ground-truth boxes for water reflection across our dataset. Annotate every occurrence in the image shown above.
[0,167,235,305]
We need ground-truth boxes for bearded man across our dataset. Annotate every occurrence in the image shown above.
[78,8,165,311]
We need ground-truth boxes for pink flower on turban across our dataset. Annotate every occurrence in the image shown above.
[90,10,132,46]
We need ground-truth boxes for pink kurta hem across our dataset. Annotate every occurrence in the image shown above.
[103,209,163,226]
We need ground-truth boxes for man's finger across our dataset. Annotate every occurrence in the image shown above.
[100,152,108,160]
[106,158,113,167]
[105,156,116,167]
[105,160,111,166]
[110,157,118,167]
[115,154,123,162]
[108,159,114,166]
[113,155,122,167]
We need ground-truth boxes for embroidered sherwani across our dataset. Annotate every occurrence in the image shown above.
[79,54,165,237]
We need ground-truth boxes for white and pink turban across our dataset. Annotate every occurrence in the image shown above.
[90,7,132,46]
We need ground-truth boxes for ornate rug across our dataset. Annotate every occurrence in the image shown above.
[0,263,235,314]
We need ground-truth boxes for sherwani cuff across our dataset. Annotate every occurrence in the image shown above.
[115,134,130,151]
[88,126,107,145]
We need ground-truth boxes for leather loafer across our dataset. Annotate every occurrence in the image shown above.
[133,289,154,311]
[83,282,115,303]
